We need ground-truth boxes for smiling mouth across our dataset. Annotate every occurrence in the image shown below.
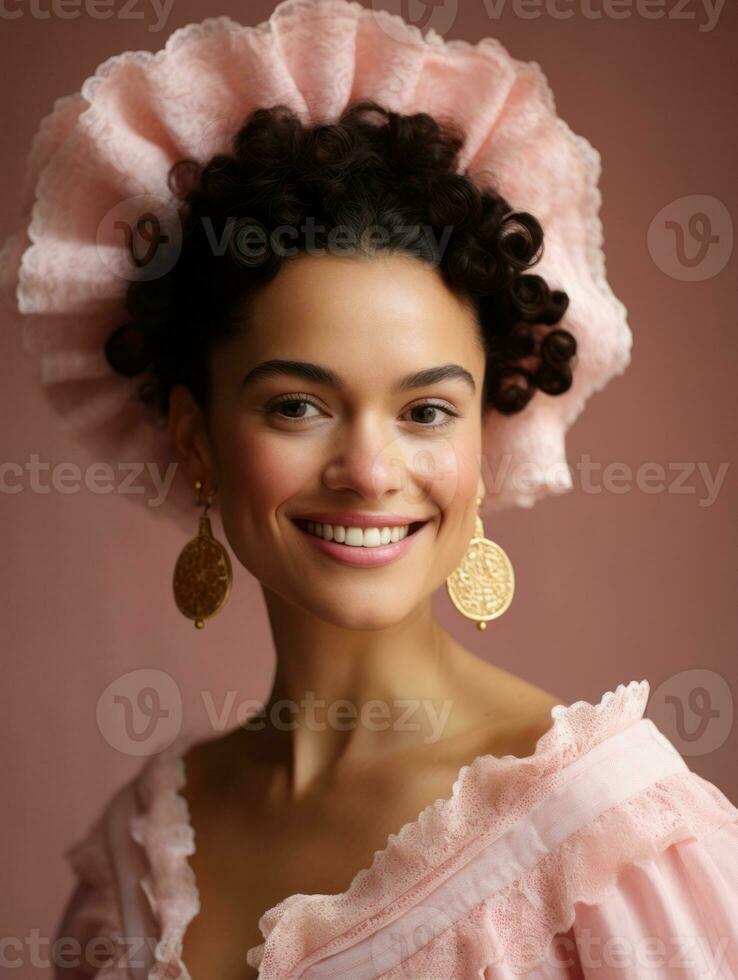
[292,517,428,551]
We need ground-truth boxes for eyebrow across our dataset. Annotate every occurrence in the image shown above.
[241,359,476,394]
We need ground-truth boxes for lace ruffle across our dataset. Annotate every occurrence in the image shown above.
[2,0,632,529]
[378,772,738,977]
[128,735,201,980]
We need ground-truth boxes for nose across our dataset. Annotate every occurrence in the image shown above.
[321,415,408,501]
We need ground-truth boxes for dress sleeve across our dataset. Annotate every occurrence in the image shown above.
[561,820,738,978]
[474,720,738,979]
[52,814,128,979]
[53,776,172,980]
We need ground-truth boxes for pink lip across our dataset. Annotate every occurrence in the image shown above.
[293,519,429,567]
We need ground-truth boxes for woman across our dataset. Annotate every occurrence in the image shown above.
[5,2,736,978]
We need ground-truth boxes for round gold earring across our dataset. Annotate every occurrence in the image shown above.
[445,497,515,630]
[173,480,233,629]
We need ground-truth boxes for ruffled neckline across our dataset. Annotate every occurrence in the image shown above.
[131,679,652,978]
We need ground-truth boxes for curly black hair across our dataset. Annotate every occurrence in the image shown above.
[105,99,576,420]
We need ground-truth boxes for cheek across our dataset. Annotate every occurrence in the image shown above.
[216,428,314,520]
[415,429,480,514]
[424,427,482,570]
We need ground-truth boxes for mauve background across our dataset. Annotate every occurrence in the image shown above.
[1,0,736,974]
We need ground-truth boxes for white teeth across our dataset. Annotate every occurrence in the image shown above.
[300,521,411,547]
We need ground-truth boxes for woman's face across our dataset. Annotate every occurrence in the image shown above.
[172,252,487,631]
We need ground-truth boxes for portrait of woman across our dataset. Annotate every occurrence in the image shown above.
[2,0,736,977]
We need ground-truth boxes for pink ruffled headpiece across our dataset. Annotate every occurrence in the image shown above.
[1,0,632,531]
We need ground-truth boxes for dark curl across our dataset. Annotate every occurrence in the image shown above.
[105,100,576,418]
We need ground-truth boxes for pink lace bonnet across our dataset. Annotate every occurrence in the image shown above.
[0,0,632,531]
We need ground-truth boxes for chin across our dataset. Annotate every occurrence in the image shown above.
[299,592,420,632]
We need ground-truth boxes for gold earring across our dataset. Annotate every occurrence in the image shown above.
[446,497,515,630]
[173,480,233,629]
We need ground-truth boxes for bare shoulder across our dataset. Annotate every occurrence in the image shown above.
[457,656,569,761]
[501,669,567,728]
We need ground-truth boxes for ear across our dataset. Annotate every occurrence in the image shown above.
[168,384,217,491]
[477,472,486,502]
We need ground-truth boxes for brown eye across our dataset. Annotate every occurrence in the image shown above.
[278,400,310,418]
[403,401,459,429]
[411,405,439,424]
[266,395,324,422]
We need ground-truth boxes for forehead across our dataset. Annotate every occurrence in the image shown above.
[229,252,483,371]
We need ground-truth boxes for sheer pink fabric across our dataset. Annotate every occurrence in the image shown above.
[52,680,738,979]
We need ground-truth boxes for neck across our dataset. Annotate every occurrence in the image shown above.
[251,585,481,797]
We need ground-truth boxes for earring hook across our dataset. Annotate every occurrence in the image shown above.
[194,479,214,513]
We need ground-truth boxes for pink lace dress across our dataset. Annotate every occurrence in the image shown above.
[53,680,738,979]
